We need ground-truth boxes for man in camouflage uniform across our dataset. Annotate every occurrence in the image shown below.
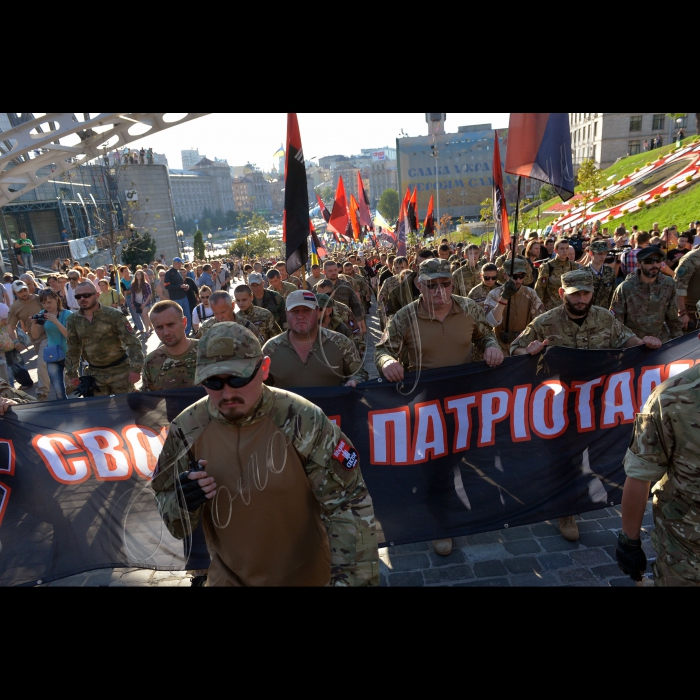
[674,245,700,330]
[512,269,663,543]
[264,291,367,389]
[468,263,501,310]
[535,238,581,310]
[340,262,371,313]
[151,321,379,587]
[484,258,545,355]
[233,285,282,343]
[610,245,683,343]
[316,294,353,342]
[386,249,435,316]
[0,380,37,413]
[249,273,286,328]
[452,245,485,296]
[376,258,503,558]
[586,239,617,309]
[267,269,297,299]
[377,256,408,329]
[195,291,263,343]
[313,260,366,333]
[65,281,144,395]
[619,345,700,586]
[316,279,365,357]
[494,252,534,286]
[141,301,199,392]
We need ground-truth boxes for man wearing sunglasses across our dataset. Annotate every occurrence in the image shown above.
[263,290,367,389]
[151,322,379,587]
[65,282,144,396]
[610,246,683,343]
[483,259,545,355]
[467,263,501,309]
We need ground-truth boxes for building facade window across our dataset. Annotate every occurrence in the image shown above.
[629,140,641,156]
[652,114,665,130]
[629,116,643,132]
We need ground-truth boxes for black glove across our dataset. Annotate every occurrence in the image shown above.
[616,534,647,581]
[74,375,97,398]
[501,279,518,302]
[177,471,209,513]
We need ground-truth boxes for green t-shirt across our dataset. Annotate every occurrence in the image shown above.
[14,238,33,254]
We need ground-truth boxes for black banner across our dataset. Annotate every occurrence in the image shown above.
[0,335,698,586]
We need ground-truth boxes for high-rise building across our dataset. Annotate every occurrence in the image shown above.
[169,157,235,223]
[181,148,201,171]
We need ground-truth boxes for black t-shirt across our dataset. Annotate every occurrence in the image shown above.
[667,247,689,269]
[184,277,199,308]
[164,267,186,300]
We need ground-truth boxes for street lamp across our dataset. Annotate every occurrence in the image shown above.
[177,230,184,258]
[207,233,213,259]
[677,117,684,145]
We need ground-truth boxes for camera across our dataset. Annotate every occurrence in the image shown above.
[30,311,47,325]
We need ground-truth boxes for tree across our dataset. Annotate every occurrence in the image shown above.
[576,159,603,225]
[538,184,557,202]
[318,185,334,204]
[193,230,206,260]
[121,230,157,269]
[378,189,399,222]
[480,198,493,225]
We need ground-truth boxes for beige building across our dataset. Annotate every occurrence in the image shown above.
[231,169,272,213]
[369,160,399,207]
[570,113,698,171]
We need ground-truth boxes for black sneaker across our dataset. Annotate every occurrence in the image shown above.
[191,575,207,587]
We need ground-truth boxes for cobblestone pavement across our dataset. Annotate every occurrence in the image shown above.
[26,285,653,588]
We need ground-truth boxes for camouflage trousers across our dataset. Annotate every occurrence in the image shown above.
[651,502,700,587]
[86,363,135,396]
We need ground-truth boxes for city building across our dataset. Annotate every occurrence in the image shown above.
[181,148,201,171]
[169,157,235,223]
[361,147,397,161]
[369,159,399,208]
[570,113,699,170]
[231,169,272,214]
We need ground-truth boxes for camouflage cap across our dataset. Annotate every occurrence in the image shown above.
[507,258,529,275]
[561,269,595,294]
[589,240,609,254]
[419,258,453,281]
[195,322,262,385]
[315,293,334,309]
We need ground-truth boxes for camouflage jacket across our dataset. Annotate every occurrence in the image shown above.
[468,282,501,309]
[535,258,582,310]
[494,254,534,286]
[483,285,545,327]
[0,379,36,404]
[271,280,298,300]
[238,306,282,343]
[452,263,484,297]
[65,303,144,380]
[586,263,617,309]
[151,386,379,586]
[674,248,700,305]
[313,278,365,321]
[378,275,401,316]
[387,272,420,316]
[141,340,199,392]
[252,289,286,327]
[511,304,636,353]
[375,295,500,373]
[624,364,700,582]
[340,273,371,301]
[196,314,263,344]
[610,271,683,342]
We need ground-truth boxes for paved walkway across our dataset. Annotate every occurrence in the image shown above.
[24,284,652,588]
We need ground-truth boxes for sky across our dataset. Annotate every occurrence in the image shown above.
[129,113,510,172]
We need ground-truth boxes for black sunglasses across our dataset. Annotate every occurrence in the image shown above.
[201,360,263,390]
[75,292,96,300]
[483,275,498,281]
[642,258,663,265]
[512,274,527,280]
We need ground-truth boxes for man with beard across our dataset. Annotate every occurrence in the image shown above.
[511,269,662,543]
[151,322,379,587]
[610,246,683,343]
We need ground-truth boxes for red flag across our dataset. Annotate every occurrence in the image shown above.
[423,194,435,238]
[349,195,362,241]
[316,193,332,225]
[329,175,350,239]
[397,192,409,256]
[408,188,418,233]
[491,131,511,259]
[310,219,327,259]
[283,113,309,272]
[356,171,373,229]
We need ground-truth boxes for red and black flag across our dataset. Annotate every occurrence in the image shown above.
[349,194,362,241]
[407,188,418,233]
[283,113,309,273]
[356,171,373,229]
[329,175,352,240]
[423,194,435,238]
[316,193,332,224]
[490,131,511,260]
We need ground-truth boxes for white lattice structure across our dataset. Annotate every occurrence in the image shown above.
[0,113,209,207]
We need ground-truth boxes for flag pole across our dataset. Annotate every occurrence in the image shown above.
[504,176,522,339]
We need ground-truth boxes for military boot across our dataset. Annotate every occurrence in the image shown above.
[558,516,579,542]
[432,538,453,556]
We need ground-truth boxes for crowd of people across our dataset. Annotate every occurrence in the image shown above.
[0,213,698,587]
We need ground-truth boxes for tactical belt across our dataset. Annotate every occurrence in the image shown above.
[88,354,128,369]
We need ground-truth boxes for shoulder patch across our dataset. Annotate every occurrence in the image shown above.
[125,321,134,334]
[332,439,359,470]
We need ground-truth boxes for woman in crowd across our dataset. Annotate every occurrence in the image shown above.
[119,266,144,333]
[97,278,122,308]
[131,269,153,336]
[30,289,71,401]
[524,239,542,289]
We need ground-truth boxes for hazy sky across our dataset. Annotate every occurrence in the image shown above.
[129,113,510,172]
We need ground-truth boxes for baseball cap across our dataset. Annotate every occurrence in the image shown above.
[315,293,334,309]
[418,258,453,281]
[172,257,183,264]
[286,290,318,311]
[195,322,262,385]
[248,273,264,285]
[637,245,664,262]
[589,240,609,254]
[561,270,594,294]
[508,258,529,275]
[12,280,28,293]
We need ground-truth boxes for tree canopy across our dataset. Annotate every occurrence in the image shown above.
[378,189,399,222]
